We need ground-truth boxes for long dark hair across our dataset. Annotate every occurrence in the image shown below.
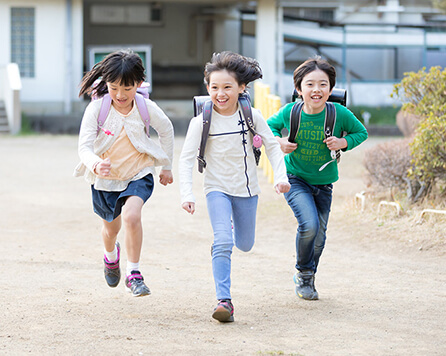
[79,49,145,97]
[204,51,263,86]
[293,56,336,91]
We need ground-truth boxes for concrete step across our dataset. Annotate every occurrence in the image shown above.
[0,101,9,132]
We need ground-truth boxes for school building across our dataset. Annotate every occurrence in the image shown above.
[0,0,445,133]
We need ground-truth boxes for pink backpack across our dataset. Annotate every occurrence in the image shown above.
[92,82,151,137]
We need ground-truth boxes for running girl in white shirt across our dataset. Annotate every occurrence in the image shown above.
[75,50,174,297]
[179,51,290,322]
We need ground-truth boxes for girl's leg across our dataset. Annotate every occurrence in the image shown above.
[102,216,122,253]
[121,195,151,297]
[206,191,234,301]
[121,195,144,267]
[232,195,258,252]
[102,216,122,288]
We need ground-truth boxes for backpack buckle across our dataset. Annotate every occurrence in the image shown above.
[197,156,206,168]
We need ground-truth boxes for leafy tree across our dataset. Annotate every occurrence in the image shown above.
[433,0,446,13]
[392,66,446,200]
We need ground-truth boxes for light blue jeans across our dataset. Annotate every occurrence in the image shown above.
[206,191,258,300]
[284,174,333,273]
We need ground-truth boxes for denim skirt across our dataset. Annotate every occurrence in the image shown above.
[91,174,154,222]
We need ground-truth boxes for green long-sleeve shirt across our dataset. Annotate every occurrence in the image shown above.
[267,102,368,185]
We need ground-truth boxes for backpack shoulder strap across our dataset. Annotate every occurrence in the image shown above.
[134,93,151,137]
[238,94,256,136]
[197,100,213,173]
[324,102,341,162]
[97,93,150,137]
[97,94,112,135]
[288,101,303,143]
[324,102,336,138]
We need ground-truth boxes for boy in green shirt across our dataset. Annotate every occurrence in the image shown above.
[267,57,367,300]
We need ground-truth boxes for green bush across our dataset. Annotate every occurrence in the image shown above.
[391,66,446,199]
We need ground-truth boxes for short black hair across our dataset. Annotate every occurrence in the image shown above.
[293,56,336,91]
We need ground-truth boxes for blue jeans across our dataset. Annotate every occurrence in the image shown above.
[206,191,258,300]
[284,175,333,273]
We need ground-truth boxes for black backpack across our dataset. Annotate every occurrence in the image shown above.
[288,88,347,164]
[193,93,261,173]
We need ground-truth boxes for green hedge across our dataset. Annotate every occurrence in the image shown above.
[348,105,400,125]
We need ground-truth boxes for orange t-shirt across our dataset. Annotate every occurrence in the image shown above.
[100,128,154,181]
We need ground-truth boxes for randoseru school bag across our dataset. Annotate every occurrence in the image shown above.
[92,82,151,137]
[288,88,347,170]
[193,92,263,173]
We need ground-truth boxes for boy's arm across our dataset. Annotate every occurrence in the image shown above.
[266,106,286,137]
[253,109,289,187]
[337,105,368,151]
[267,103,297,153]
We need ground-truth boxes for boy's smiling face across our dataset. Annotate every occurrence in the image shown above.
[297,69,333,115]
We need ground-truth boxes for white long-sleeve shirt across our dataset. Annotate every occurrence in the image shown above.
[179,105,288,204]
[74,97,174,192]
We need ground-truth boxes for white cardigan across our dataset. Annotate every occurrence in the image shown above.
[74,98,174,191]
[179,105,288,204]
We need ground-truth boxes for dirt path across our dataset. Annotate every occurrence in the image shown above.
[0,135,445,356]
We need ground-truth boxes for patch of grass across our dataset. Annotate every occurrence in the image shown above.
[331,195,446,253]
[19,112,37,135]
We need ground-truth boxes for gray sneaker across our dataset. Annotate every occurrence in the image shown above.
[125,270,151,297]
[104,242,121,288]
[293,270,319,300]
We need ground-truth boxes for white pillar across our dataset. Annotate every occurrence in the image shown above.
[64,0,72,114]
[256,0,278,91]
[276,5,285,102]
[379,0,403,79]
[213,7,241,53]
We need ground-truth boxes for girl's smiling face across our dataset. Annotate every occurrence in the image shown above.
[207,70,245,116]
[297,69,333,115]
[107,81,142,115]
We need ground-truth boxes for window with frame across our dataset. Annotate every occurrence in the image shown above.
[11,7,35,78]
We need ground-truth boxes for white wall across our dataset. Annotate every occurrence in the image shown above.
[0,0,84,114]
[0,3,10,66]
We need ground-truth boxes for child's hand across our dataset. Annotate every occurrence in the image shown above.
[94,158,111,177]
[275,182,291,194]
[182,202,195,215]
[276,137,298,154]
[159,169,173,186]
[323,137,348,151]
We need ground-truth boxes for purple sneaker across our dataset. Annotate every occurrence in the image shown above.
[212,299,234,322]
[103,242,121,288]
[125,270,151,297]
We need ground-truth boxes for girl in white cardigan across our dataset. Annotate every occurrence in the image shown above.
[75,50,174,297]
[179,51,290,322]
